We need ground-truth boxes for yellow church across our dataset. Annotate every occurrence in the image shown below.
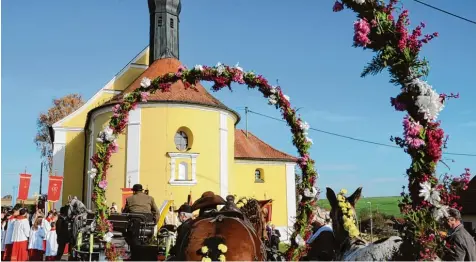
[51,0,297,237]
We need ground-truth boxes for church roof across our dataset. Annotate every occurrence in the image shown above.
[107,58,238,120]
[459,175,476,215]
[234,129,297,162]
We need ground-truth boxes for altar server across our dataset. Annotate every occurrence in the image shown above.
[45,222,58,261]
[10,208,30,261]
[28,216,46,261]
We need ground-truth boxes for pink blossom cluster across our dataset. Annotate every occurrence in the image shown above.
[417,232,439,261]
[396,10,410,51]
[403,116,425,149]
[426,122,445,163]
[353,18,371,47]
[395,8,438,53]
[437,168,472,210]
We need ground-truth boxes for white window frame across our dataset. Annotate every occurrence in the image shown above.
[167,152,199,186]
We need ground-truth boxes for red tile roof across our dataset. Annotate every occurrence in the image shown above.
[108,58,236,116]
[234,129,297,162]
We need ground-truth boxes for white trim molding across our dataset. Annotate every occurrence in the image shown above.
[167,152,199,186]
[234,160,296,166]
[53,127,84,132]
[52,128,67,208]
[126,108,142,186]
[219,112,229,199]
[86,128,94,209]
[285,163,297,229]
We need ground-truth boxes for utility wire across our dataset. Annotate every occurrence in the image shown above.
[411,0,476,25]
[244,108,476,157]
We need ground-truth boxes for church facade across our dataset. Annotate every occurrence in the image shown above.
[51,0,296,235]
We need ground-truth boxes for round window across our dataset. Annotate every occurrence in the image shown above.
[174,131,189,151]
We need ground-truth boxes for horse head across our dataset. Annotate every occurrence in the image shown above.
[237,198,270,242]
[326,187,362,247]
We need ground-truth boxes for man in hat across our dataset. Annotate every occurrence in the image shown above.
[123,184,159,221]
[191,191,226,218]
[443,208,476,261]
[170,203,194,258]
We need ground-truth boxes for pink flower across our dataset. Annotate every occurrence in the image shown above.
[99,180,108,189]
[131,103,138,110]
[112,104,121,113]
[332,1,344,12]
[353,19,371,47]
[175,65,186,77]
[140,91,150,102]
[232,70,245,84]
[406,137,425,149]
[110,141,119,153]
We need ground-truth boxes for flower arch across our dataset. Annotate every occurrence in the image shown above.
[89,63,320,260]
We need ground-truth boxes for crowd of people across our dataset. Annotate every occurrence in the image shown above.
[1,206,69,261]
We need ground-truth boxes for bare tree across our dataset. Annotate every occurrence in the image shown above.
[35,94,84,171]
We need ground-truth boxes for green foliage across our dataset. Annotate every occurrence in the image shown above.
[318,196,403,217]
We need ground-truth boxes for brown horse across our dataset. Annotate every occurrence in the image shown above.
[180,196,268,261]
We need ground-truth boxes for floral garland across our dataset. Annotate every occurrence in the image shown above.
[200,244,227,262]
[88,62,319,260]
[333,0,471,260]
[337,189,360,238]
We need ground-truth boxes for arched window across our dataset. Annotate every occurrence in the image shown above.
[170,18,174,28]
[255,169,264,183]
[178,162,188,180]
[174,131,188,151]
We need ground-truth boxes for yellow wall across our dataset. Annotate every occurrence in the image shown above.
[140,106,222,207]
[61,93,116,128]
[231,162,288,227]
[135,49,150,65]
[62,131,85,205]
[111,67,147,91]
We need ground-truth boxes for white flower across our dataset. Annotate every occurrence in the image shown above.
[418,181,441,206]
[432,204,449,220]
[305,137,313,144]
[269,86,277,94]
[303,187,318,198]
[299,121,310,135]
[408,78,444,121]
[283,95,290,102]
[234,62,243,72]
[103,126,116,142]
[296,234,306,247]
[194,64,203,71]
[123,93,132,99]
[140,77,151,88]
[88,168,97,179]
[353,0,365,4]
[103,232,114,242]
[268,94,277,105]
[216,62,226,75]
[298,195,303,202]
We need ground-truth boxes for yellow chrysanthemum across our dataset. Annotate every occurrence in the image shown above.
[349,228,360,238]
[340,189,348,194]
[236,203,244,208]
[346,202,352,208]
[338,202,346,208]
[218,244,228,253]
[218,254,226,262]
[348,209,354,216]
[201,246,209,254]
[337,195,344,201]
[202,257,212,262]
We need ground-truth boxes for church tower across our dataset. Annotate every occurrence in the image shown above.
[148,0,181,64]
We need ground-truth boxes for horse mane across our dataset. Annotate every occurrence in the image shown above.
[236,197,262,226]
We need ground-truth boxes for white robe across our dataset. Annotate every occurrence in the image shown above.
[11,218,30,242]
[28,227,46,250]
[1,221,6,251]
[45,230,58,256]
[4,218,16,245]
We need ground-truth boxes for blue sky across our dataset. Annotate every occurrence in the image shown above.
[2,0,475,200]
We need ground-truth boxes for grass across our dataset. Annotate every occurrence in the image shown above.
[317,196,403,218]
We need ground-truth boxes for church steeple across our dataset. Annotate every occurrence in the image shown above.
[148,0,181,64]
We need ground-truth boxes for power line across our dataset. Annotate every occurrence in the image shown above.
[244,108,476,157]
[411,0,476,25]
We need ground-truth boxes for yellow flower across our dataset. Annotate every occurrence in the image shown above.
[201,246,209,254]
[236,203,244,208]
[218,244,228,253]
[218,254,226,262]
[202,257,212,262]
[348,209,354,216]
[338,202,346,208]
[340,189,348,195]
[349,228,360,238]
[337,195,344,201]
[346,202,352,209]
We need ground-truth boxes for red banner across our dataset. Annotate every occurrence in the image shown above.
[47,176,63,202]
[17,173,32,201]
[121,188,133,209]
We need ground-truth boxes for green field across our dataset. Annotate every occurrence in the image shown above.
[317,196,403,218]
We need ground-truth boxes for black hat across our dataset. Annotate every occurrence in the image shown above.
[175,204,192,214]
[132,184,143,192]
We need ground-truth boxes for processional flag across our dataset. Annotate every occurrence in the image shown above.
[18,173,32,201]
[47,175,63,202]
